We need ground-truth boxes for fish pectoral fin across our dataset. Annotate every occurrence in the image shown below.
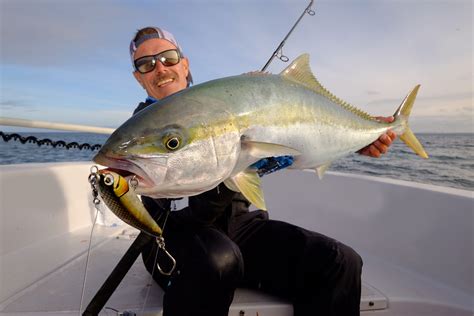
[315,162,332,179]
[227,170,267,211]
[223,178,240,192]
[241,140,301,159]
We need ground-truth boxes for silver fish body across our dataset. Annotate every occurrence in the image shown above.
[94,54,427,209]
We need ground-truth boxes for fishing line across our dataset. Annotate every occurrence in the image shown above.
[141,200,174,313]
[79,167,105,315]
[79,205,101,315]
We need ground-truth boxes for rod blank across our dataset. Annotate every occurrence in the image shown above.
[0,117,114,134]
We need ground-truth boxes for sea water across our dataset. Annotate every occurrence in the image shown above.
[0,132,472,191]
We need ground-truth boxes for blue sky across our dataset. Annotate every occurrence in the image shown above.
[1,0,472,132]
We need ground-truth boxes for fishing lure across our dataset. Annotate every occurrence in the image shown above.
[97,169,163,236]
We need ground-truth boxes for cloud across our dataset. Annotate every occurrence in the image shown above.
[0,99,39,112]
[0,0,472,133]
[0,0,134,67]
[411,116,473,133]
[367,92,472,107]
[361,91,472,120]
[366,90,380,96]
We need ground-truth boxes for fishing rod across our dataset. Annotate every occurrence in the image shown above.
[0,117,113,151]
[261,0,315,71]
[0,116,114,134]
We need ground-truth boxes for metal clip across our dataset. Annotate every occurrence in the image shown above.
[88,165,101,205]
[155,236,177,276]
[128,175,139,190]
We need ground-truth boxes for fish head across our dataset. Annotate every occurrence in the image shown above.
[94,94,241,198]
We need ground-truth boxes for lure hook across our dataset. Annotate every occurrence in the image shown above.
[156,236,177,276]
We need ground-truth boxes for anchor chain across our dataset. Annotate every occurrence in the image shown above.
[0,131,102,151]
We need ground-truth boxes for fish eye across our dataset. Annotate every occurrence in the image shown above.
[165,136,180,151]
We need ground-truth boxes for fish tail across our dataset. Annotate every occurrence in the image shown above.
[393,84,429,159]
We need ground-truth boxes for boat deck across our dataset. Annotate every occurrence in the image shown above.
[1,226,389,316]
[1,225,470,316]
[1,163,472,315]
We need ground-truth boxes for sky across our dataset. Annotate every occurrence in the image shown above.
[0,0,472,133]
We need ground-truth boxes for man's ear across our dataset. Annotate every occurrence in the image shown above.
[133,71,145,89]
[181,57,190,78]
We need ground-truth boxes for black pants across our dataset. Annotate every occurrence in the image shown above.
[141,213,363,316]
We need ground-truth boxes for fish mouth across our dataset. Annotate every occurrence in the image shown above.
[93,153,155,189]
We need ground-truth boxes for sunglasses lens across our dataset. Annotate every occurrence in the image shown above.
[135,57,156,73]
[134,50,181,74]
[159,50,180,66]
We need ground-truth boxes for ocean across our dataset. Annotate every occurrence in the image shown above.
[0,132,472,191]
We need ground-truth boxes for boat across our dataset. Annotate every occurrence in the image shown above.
[1,160,472,315]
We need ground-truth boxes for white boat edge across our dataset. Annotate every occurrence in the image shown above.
[0,162,472,315]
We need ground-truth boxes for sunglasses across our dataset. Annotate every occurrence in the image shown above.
[134,49,181,74]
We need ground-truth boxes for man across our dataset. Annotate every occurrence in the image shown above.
[130,26,396,316]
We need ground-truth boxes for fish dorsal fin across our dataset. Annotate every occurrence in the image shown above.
[224,169,267,210]
[280,54,374,121]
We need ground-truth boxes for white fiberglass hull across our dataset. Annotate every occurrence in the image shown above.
[0,162,472,315]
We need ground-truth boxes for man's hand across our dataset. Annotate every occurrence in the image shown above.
[358,116,397,158]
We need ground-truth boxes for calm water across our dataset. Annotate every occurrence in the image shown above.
[1,132,472,191]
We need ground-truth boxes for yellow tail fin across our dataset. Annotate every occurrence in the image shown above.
[394,85,429,159]
[400,128,429,159]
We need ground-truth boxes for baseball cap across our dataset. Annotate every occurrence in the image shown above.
[129,27,193,85]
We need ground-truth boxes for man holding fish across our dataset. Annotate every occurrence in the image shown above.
[119,26,398,315]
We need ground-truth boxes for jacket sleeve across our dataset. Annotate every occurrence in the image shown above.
[178,183,237,226]
[133,102,150,115]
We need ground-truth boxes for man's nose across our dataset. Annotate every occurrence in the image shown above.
[154,60,168,72]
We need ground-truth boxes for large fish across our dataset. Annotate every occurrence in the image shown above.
[94,54,428,210]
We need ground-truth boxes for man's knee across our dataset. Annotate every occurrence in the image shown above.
[301,234,363,284]
[338,242,363,274]
[194,228,244,284]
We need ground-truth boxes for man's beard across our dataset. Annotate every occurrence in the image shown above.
[153,72,177,87]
